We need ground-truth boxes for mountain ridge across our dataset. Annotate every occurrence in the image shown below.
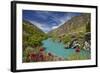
[48,13,90,37]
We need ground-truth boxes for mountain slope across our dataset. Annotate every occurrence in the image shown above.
[49,13,91,45]
[23,20,47,49]
[49,13,90,36]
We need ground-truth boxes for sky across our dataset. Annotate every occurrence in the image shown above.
[23,10,81,33]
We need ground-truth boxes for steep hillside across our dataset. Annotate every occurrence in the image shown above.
[49,13,90,36]
[23,20,48,49]
[49,13,91,46]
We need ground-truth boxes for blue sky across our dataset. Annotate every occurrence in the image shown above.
[23,10,81,33]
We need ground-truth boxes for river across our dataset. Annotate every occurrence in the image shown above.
[42,38,90,59]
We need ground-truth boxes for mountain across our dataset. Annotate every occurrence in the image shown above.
[22,13,91,49]
[23,20,48,49]
[49,13,90,36]
[49,13,91,44]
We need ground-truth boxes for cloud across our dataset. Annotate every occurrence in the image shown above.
[51,25,59,30]
[29,20,51,33]
[29,20,44,30]
[23,10,81,33]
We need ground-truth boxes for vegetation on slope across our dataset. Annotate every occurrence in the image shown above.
[23,20,48,62]
[23,20,48,48]
[49,13,91,50]
[22,13,91,62]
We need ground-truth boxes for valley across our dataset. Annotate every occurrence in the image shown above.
[22,13,91,63]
